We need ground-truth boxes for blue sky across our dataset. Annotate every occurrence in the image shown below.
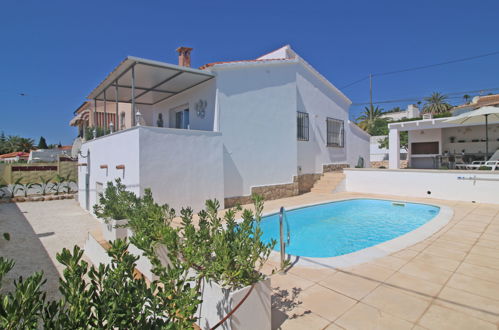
[1,0,499,145]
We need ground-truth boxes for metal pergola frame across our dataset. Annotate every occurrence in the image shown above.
[87,56,215,129]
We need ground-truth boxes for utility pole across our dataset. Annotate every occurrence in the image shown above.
[369,73,373,110]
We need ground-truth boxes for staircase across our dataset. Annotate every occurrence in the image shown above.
[310,172,345,194]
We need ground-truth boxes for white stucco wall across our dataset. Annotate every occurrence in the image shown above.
[295,65,352,174]
[215,62,298,197]
[78,128,141,212]
[149,79,216,132]
[346,121,371,167]
[138,126,224,211]
[344,168,499,204]
[78,126,224,213]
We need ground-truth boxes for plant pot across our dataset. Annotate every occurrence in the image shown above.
[102,219,128,242]
[126,229,171,282]
[196,277,271,330]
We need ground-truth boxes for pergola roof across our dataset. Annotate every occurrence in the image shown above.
[87,56,215,106]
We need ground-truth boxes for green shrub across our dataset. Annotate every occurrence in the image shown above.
[93,178,136,220]
[0,241,199,328]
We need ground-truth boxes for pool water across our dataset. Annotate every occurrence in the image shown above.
[259,199,439,258]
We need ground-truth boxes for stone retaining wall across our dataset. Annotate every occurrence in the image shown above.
[323,163,349,172]
[295,173,322,194]
[224,164,350,208]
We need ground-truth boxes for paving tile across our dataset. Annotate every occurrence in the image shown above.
[335,302,413,330]
[271,272,315,293]
[287,266,336,283]
[406,241,430,252]
[371,255,407,271]
[362,285,430,322]
[475,239,499,250]
[421,244,468,261]
[276,307,330,330]
[391,249,419,260]
[481,233,499,242]
[319,271,379,300]
[436,287,499,324]
[455,262,499,284]
[418,304,496,330]
[453,224,486,234]
[298,284,357,322]
[384,272,442,299]
[412,253,461,272]
[324,322,344,329]
[345,263,395,282]
[429,239,472,252]
[470,245,499,260]
[446,273,499,301]
[465,253,499,270]
[398,261,453,285]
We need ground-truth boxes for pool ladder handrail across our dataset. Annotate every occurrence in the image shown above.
[279,207,290,271]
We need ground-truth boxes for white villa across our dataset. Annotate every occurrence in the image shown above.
[73,45,370,211]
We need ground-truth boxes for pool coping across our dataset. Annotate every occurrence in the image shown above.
[263,197,454,269]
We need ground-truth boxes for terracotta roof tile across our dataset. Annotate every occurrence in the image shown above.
[0,152,30,159]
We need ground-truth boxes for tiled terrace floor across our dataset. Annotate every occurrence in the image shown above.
[250,192,499,329]
[2,194,499,329]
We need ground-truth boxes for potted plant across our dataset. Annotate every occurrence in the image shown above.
[93,179,135,242]
[125,189,176,281]
[179,197,275,330]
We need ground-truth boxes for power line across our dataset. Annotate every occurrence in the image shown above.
[351,87,499,106]
[340,49,499,89]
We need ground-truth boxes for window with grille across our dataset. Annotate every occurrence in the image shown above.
[297,112,309,141]
[326,118,344,147]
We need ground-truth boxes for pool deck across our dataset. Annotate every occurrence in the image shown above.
[1,194,499,329]
[255,192,499,329]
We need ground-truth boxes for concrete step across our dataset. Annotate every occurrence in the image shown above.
[310,173,345,194]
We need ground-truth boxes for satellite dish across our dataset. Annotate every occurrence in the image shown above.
[71,137,83,159]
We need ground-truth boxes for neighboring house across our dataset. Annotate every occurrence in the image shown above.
[380,104,420,121]
[28,147,72,163]
[70,101,132,138]
[0,152,30,163]
[452,94,499,116]
[75,45,370,211]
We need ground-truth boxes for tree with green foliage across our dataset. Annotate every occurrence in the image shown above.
[379,131,408,150]
[37,136,48,149]
[356,105,384,132]
[422,92,453,114]
[463,94,471,104]
[2,136,35,153]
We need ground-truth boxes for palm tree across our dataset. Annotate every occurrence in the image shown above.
[5,136,35,153]
[356,105,384,131]
[422,92,452,114]
[463,94,471,104]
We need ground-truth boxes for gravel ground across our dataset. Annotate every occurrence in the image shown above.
[0,199,100,299]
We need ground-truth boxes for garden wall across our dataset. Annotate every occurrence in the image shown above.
[344,168,499,204]
[0,160,77,184]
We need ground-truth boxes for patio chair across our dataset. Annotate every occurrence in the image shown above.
[481,160,499,171]
[456,150,499,170]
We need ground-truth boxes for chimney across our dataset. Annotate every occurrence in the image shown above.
[176,46,193,67]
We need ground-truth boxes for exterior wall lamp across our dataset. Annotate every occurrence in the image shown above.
[135,111,143,126]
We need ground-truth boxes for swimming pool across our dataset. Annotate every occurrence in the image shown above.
[259,199,440,258]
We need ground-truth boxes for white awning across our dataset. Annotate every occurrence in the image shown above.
[87,56,214,106]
